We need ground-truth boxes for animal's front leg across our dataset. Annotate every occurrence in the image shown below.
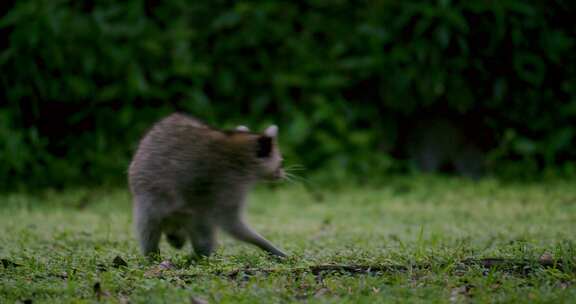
[220,217,287,258]
[133,196,163,259]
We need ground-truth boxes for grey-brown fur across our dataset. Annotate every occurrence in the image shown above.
[128,113,286,258]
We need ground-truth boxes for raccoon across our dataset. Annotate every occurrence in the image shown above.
[128,113,287,258]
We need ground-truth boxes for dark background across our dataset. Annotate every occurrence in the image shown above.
[1,0,575,191]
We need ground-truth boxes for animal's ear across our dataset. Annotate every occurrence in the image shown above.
[264,125,278,137]
[256,136,273,158]
[236,125,250,132]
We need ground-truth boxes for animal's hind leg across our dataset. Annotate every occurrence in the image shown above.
[187,221,217,257]
[220,216,287,257]
[133,195,163,258]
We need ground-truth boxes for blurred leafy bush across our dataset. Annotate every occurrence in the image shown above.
[1,0,575,190]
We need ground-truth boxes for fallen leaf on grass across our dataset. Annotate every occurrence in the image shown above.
[190,296,208,304]
[96,263,107,272]
[94,282,103,301]
[538,253,554,265]
[112,255,128,268]
[1,258,22,268]
[160,260,175,270]
[144,260,175,277]
[449,285,473,303]
[93,282,110,301]
[55,271,68,279]
[314,288,330,297]
[118,294,131,304]
[489,282,502,290]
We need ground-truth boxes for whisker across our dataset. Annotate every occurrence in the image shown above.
[283,172,309,184]
[284,167,306,172]
[287,164,305,168]
[281,174,299,184]
[284,164,307,170]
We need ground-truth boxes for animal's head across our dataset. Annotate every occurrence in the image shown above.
[234,125,284,181]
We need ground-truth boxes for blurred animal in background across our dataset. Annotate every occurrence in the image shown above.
[407,118,487,180]
[383,112,496,180]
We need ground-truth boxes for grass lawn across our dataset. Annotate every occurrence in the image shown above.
[1,176,575,303]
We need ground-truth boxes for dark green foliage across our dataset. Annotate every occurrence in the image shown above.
[1,0,575,190]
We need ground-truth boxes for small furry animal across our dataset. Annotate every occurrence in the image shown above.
[407,118,485,180]
[128,113,287,258]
